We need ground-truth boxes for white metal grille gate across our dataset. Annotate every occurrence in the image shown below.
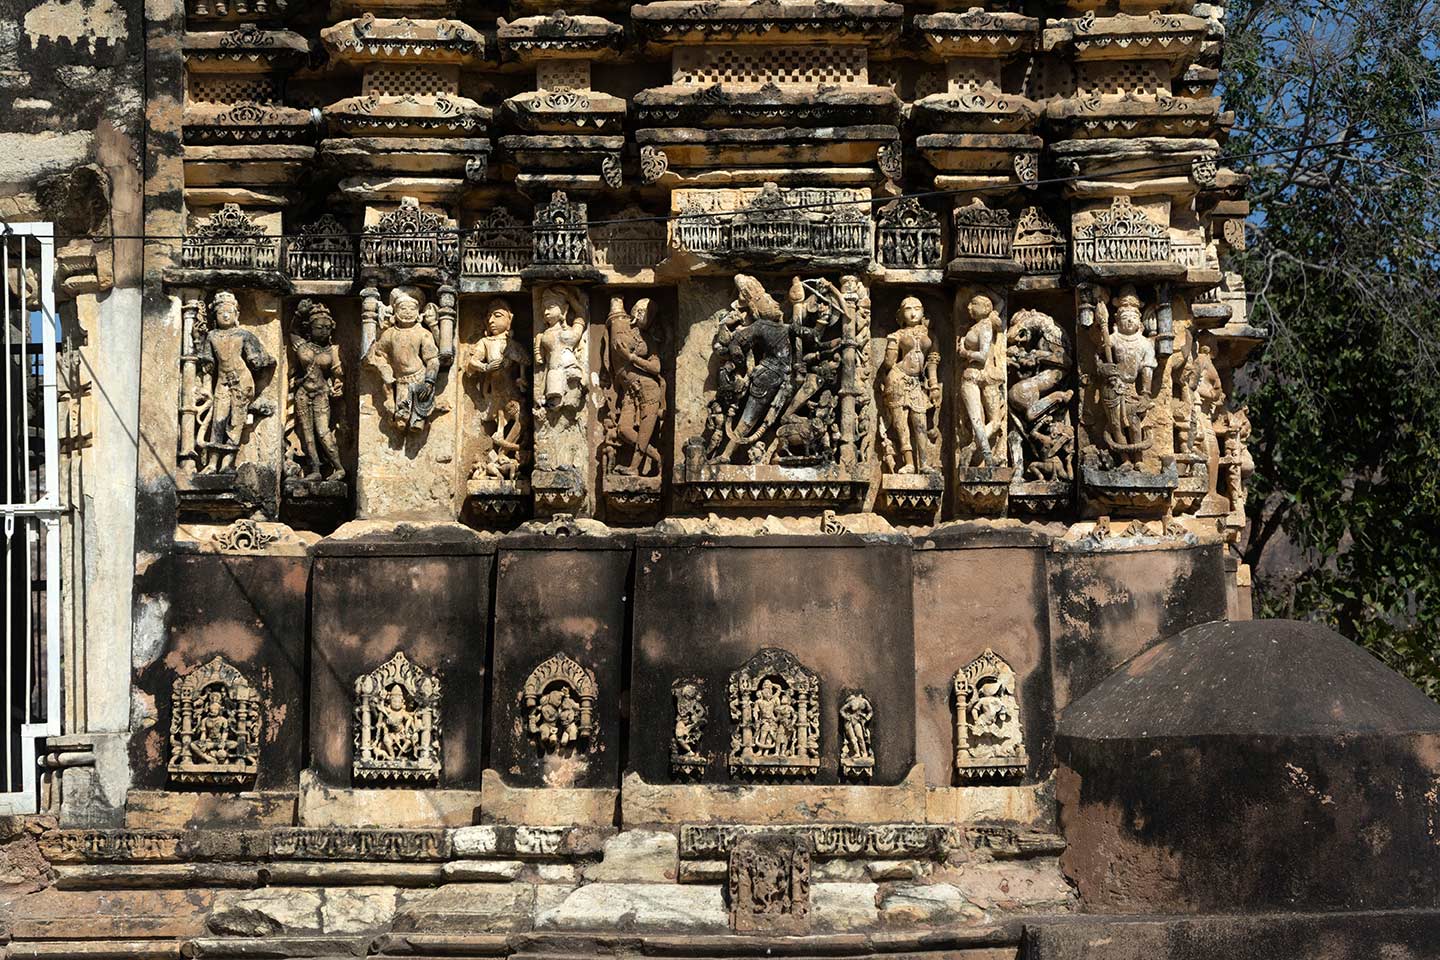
[2,223,61,815]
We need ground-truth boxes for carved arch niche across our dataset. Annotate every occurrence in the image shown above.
[353,651,443,784]
[953,648,1028,780]
[728,648,821,780]
[168,656,262,787]
[522,653,598,753]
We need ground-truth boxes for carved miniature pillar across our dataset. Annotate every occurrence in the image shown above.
[178,293,203,476]
[530,283,595,516]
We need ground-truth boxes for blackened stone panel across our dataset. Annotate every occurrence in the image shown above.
[1046,540,1226,712]
[310,531,493,789]
[913,525,1054,786]
[490,537,631,789]
[130,553,309,793]
[630,536,915,786]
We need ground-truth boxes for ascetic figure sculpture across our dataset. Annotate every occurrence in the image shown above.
[956,294,1007,469]
[198,290,274,474]
[366,286,442,433]
[879,297,940,475]
[288,299,345,482]
[605,296,665,477]
[467,298,530,482]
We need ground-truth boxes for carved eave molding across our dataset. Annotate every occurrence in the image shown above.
[497,13,626,63]
[503,91,628,133]
[1044,95,1221,140]
[320,15,486,65]
[1048,136,1224,188]
[325,94,491,136]
[912,11,1038,60]
[633,84,900,127]
[183,101,318,145]
[1043,12,1209,63]
[632,0,905,50]
[911,91,1039,135]
[184,27,310,72]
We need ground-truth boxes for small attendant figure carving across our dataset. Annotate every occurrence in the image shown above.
[467,298,530,482]
[671,678,709,777]
[288,299,345,482]
[839,690,874,779]
[199,290,275,473]
[957,294,1007,468]
[366,286,443,433]
[535,286,588,415]
[880,297,941,475]
[1094,286,1157,468]
[605,296,666,477]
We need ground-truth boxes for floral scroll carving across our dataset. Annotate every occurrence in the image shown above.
[522,653,598,752]
[727,648,820,780]
[168,656,261,787]
[953,649,1028,780]
[353,652,442,784]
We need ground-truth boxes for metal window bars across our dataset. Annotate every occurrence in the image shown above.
[1,223,61,815]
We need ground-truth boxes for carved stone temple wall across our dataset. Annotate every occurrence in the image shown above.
[3,1,1439,959]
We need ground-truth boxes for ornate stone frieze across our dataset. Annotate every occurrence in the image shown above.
[671,184,871,265]
[671,677,710,778]
[875,198,942,270]
[953,648,1028,780]
[728,834,811,934]
[839,689,873,780]
[269,828,449,861]
[168,656,261,787]
[183,205,280,271]
[361,197,460,274]
[632,0,904,46]
[462,208,530,279]
[353,651,442,784]
[1073,196,1171,268]
[522,653,598,752]
[727,648,820,780]
[682,824,948,861]
[182,101,316,146]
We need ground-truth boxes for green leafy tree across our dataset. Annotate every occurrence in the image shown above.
[1224,0,1440,696]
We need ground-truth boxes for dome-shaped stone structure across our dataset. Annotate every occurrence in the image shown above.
[1055,619,1440,914]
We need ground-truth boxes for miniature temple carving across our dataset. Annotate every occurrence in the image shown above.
[466,298,531,501]
[954,649,1028,780]
[839,690,874,780]
[284,299,345,494]
[168,656,261,787]
[522,653,598,753]
[353,652,442,784]
[728,648,820,780]
[671,677,709,779]
[362,285,451,435]
[728,835,811,934]
[180,290,275,477]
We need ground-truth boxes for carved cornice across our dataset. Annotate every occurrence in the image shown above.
[912,11,1038,58]
[496,13,625,61]
[1044,11,1209,60]
[632,0,904,48]
[183,101,316,145]
[183,26,309,69]
[325,94,491,135]
[321,14,485,64]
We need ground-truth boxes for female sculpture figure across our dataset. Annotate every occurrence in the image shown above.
[366,286,441,433]
[199,290,274,473]
[879,296,940,474]
[467,299,530,481]
[957,294,1007,468]
[535,286,588,415]
[606,296,666,477]
[289,299,345,482]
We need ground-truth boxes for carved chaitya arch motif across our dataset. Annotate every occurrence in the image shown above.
[671,677,709,779]
[728,834,811,934]
[168,656,261,787]
[522,653,598,752]
[727,648,820,779]
[953,649,1028,780]
[353,652,442,783]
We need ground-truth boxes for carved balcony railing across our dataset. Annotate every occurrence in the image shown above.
[532,193,592,268]
[284,215,357,282]
[875,198,943,270]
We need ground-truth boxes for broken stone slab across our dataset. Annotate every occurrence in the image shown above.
[581,830,679,883]
[442,860,525,882]
[533,882,728,933]
[877,882,986,926]
[810,882,881,933]
[391,883,538,934]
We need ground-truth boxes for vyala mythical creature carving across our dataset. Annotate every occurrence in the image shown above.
[879,297,941,475]
[197,290,275,474]
[1007,309,1074,483]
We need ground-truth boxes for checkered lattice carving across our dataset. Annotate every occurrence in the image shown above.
[1025,59,1076,100]
[673,45,867,86]
[537,60,591,92]
[914,68,946,100]
[1079,61,1167,97]
[189,76,276,104]
[364,65,459,97]
[947,60,1000,94]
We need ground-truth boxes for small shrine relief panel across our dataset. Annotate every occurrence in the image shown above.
[728,648,821,780]
[954,649,1029,781]
[728,834,812,935]
[168,656,261,788]
[518,653,600,782]
[353,652,443,785]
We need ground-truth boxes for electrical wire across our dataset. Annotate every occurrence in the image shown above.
[0,122,1436,242]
